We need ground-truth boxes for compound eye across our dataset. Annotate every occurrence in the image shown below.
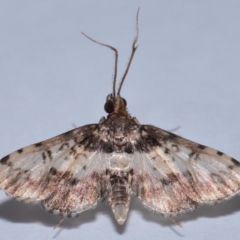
[104,100,115,113]
[122,98,127,106]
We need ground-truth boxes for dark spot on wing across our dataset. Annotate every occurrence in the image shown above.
[161,178,170,186]
[231,158,240,167]
[71,178,77,186]
[42,152,46,160]
[102,142,113,153]
[35,142,42,147]
[69,147,76,156]
[217,151,223,156]
[83,165,86,170]
[198,144,205,150]
[17,148,23,154]
[129,169,134,175]
[125,143,133,154]
[49,167,57,175]
[167,173,178,182]
[1,155,10,164]
[47,150,52,160]
[164,148,169,154]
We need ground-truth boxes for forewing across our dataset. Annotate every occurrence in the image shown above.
[135,125,240,217]
[0,124,106,217]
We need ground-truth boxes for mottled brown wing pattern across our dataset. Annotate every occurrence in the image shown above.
[134,152,197,216]
[0,124,106,217]
[136,125,240,217]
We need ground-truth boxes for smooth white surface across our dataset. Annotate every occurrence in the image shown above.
[0,1,240,239]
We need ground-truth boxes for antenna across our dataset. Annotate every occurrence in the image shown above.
[81,32,118,97]
[117,8,140,95]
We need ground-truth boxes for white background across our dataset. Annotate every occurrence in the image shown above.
[0,1,240,240]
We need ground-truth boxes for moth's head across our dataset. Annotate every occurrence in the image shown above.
[104,94,128,116]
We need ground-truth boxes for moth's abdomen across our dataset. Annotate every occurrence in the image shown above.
[111,182,128,204]
[106,154,133,224]
[108,174,131,225]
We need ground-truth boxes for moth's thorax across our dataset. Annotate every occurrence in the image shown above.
[99,112,140,148]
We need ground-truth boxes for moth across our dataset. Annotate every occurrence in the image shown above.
[1,9,240,226]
